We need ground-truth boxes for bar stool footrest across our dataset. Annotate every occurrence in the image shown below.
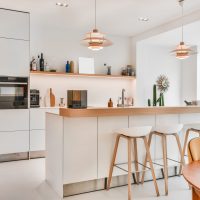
[114,161,151,173]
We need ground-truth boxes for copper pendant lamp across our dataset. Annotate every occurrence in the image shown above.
[82,0,112,51]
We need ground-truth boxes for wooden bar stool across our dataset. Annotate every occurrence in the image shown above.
[141,124,184,196]
[179,128,200,174]
[107,126,160,200]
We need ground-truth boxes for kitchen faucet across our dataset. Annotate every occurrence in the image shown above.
[122,89,125,106]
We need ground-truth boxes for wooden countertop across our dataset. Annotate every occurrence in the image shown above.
[59,106,200,117]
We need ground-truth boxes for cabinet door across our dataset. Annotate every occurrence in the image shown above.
[0,38,29,76]
[63,117,98,184]
[30,130,45,151]
[0,109,29,131]
[30,108,59,130]
[0,131,29,154]
[98,116,129,179]
[0,9,29,40]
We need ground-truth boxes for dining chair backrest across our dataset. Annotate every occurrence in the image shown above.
[188,137,200,163]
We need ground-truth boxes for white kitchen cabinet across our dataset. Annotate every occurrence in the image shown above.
[0,130,29,154]
[0,9,29,40]
[30,130,45,151]
[98,116,129,179]
[30,108,59,130]
[0,109,29,131]
[30,108,59,152]
[63,117,98,184]
[0,38,29,76]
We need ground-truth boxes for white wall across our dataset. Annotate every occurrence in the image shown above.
[29,19,135,107]
[30,24,132,75]
[181,50,198,104]
[30,75,135,107]
[197,46,200,100]
[136,43,181,106]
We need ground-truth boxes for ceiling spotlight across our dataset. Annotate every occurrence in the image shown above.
[138,17,149,22]
[56,2,68,7]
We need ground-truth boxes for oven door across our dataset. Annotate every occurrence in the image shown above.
[0,77,28,109]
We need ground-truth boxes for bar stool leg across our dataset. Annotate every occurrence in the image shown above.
[162,135,168,196]
[173,133,184,176]
[179,129,191,175]
[107,134,121,190]
[141,132,154,184]
[143,136,160,196]
[133,138,139,184]
[128,138,132,200]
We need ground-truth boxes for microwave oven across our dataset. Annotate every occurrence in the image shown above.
[0,76,28,109]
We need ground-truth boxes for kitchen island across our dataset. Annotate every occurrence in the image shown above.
[46,106,200,198]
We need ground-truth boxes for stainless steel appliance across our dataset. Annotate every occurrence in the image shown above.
[0,76,28,109]
[30,89,40,108]
[67,90,87,109]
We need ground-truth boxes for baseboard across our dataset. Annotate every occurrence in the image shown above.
[0,151,45,162]
[63,166,179,197]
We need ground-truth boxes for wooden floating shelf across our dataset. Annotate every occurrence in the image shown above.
[30,71,135,80]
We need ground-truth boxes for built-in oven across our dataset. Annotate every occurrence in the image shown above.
[0,76,28,109]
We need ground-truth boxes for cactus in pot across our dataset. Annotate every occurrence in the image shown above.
[153,84,157,106]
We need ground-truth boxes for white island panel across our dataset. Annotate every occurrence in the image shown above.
[63,117,98,184]
[46,113,64,197]
[98,116,129,179]
[129,115,156,163]
[155,114,180,161]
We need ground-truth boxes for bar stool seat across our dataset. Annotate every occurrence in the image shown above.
[141,123,184,196]
[107,126,160,200]
[115,126,152,137]
[155,124,183,135]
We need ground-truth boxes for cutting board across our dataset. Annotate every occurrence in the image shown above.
[50,88,55,107]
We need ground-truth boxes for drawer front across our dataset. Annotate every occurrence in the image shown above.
[0,38,29,76]
[0,110,29,131]
[0,9,29,40]
[0,131,29,154]
[30,108,59,130]
[30,130,45,151]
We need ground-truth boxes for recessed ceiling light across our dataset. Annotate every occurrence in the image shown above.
[56,2,68,7]
[138,17,150,22]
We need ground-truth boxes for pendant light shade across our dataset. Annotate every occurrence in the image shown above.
[171,0,197,59]
[82,29,112,51]
[172,42,193,60]
[82,0,112,51]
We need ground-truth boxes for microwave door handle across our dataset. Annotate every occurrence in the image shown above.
[0,82,28,85]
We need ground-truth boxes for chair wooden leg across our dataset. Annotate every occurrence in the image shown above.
[173,133,184,176]
[162,134,168,196]
[107,134,121,190]
[141,132,153,184]
[179,129,190,174]
[143,136,160,197]
[128,138,132,200]
[133,138,139,184]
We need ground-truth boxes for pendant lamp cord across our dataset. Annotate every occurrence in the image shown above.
[95,0,97,29]
[181,0,184,42]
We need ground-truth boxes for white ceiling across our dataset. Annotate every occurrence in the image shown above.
[140,20,200,47]
[0,0,200,37]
